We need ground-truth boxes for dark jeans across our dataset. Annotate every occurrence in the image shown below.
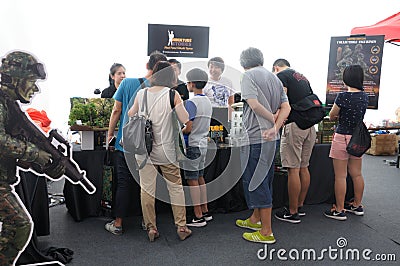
[113,151,141,217]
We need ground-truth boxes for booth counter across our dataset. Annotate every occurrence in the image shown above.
[63,143,344,222]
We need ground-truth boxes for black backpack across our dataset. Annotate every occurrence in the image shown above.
[287,93,325,130]
[346,120,371,157]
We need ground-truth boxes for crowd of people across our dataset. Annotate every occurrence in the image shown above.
[0,46,369,265]
[100,49,367,244]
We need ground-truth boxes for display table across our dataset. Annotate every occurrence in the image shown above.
[63,149,108,221]
[64,144,344,221]
[202,145,246,213]
[368,126,400,131]
[203,143,351,208]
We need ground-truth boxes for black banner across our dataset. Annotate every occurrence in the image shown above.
[148,24,209,58]
[326,35,385,109]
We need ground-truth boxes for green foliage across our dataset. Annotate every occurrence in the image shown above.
[69,97,115,128]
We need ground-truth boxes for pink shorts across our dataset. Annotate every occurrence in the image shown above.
[329,133,363,160]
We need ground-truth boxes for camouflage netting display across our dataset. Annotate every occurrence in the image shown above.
[68,97,114,128]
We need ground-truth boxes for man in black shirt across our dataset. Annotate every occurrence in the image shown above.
[272,59,317,224]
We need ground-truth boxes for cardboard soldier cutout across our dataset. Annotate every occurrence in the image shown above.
[0,51,95,265]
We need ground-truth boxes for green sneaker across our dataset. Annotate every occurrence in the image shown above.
[235,218,262,231]
[243,231,276,244]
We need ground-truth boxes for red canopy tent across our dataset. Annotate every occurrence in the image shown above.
[351,12,400,45]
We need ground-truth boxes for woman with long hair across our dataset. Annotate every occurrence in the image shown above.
[128,61,192,241]
[101,63,126,98]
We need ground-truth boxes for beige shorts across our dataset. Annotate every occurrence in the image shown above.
[280,122,316,168]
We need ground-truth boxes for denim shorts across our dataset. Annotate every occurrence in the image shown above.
[240,142,276,209]
[183,146,207,180]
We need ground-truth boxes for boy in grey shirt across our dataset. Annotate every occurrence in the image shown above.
[182,68,213,227]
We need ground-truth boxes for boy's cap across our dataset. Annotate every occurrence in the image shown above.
[186,68,208,82]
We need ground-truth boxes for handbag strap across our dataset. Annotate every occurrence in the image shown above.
[137,78,148,117]
[170,88,175,109]
[141,87,171,118]
[141,88,149,117]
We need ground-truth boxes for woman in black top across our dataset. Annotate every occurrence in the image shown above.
[324,65,368,221]
[101,63,126,98]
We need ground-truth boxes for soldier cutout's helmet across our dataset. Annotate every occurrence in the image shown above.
[0,51,46,80]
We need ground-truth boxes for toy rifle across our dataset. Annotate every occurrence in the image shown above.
[6,95,96,195]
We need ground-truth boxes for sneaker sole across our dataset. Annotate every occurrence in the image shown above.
[242,235,276,244]
[298,207,306,217]
[186,222,207,227]
[203,216,213,222]
[105,227,123,235]
[274,214,301,224]
[346,210,364,216]
[324,213,347,221]
[235,223,261,231]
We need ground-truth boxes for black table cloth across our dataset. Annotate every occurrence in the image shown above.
[63,149,108,221]
[63,144,351,221]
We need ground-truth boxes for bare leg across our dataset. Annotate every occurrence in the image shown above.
[187,179,202,218]
[259,207,273,236]
[298,167,311,207]
[333,158,348,211]
[249,209,261,224]
[348,158,364,206]
[198,176,209,213]
[287,168,301,214]
[114,217,122,227]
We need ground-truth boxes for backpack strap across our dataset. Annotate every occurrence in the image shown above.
[169,88,186,110]
[138,78,145,86]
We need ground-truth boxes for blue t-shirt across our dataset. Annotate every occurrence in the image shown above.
[113,77,149,151]
[183,100,197,146]
[334,91,368,135]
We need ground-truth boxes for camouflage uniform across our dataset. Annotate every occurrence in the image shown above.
[0,94,42,266]
[0,51,45,266]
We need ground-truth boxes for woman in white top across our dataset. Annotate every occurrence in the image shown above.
[128,61,191,241]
